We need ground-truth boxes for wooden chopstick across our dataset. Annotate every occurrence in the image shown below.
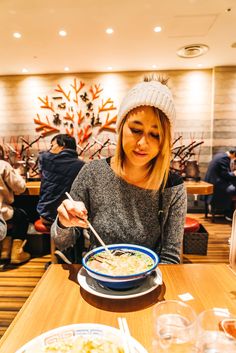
[65,192,111,254]
[118,317,133,353]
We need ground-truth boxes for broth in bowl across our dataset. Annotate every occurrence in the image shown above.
[87,249,154,276]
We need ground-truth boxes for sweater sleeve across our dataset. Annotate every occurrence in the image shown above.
[3,163,26,195]
[51,218,78,251]
[158,183,187,264]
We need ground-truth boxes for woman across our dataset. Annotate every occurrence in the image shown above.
[51,76,187,264]
[0,145,30,264]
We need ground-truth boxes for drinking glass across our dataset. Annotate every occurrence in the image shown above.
[153,300,197,353]
[196,308,236,353]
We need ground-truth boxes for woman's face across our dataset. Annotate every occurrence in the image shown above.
[122,106,161,167]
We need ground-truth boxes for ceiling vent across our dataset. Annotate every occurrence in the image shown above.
[177,44,209,58]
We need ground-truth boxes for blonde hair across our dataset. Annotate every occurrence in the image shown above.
[113,107,171,191]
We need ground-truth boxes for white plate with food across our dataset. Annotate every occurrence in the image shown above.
[16,323,147,353]
[77,266,162,299]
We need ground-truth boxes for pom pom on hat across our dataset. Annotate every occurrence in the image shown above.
[117,80,176,131]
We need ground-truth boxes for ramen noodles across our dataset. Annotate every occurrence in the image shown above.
[29,336,124,353]
[87,249,154,276]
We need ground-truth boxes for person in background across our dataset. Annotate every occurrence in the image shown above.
[37,134,85,227]
[0,145,30,264]
[51,76,187,264]
[204,148,236,221]
[0,214,7,241]
[0,191,7,241]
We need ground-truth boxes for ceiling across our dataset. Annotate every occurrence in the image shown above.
[0,0,235,76]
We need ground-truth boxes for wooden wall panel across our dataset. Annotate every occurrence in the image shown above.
[213,66,236,155]
[0,68,229,176]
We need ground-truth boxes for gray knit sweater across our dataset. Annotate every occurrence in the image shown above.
[51,159,187,264]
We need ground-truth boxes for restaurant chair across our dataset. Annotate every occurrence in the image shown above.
[205,202,226,222]
[178,217,200,263]
[182,216,201,258]
[34,219,57,264]
[184,216,200,233]
[205,196,236,223]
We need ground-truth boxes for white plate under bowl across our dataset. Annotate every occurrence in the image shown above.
[16,323,147,353]
[77,267,162,299]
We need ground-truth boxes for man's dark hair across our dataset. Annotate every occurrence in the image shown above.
[51,134,77,150]
[229,148,236,156]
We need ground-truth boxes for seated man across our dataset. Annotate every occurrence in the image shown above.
[204,148,236,220]
[37,134,85,226]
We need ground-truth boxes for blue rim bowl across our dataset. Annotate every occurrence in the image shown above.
[82,244,159,290]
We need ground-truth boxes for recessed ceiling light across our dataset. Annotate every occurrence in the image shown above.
[22,68,28,73]
[64,67,70,71]
[152,65,157,69]
[13,32,22,38]
[59,30,67,37]
[107,66,113,70]
[197,63,203,68]
[154,26,162,33]
[106,28,114,34]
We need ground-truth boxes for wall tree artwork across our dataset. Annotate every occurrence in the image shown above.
[34,78,117,159]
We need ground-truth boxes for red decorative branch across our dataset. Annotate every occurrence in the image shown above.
[77,128,83,141]
[89,84,103,100]
[98,114,117,133]
[77,110,84,125]
[34,114,59,137]
[98,98,116,113]
[38,96,55,112]
[64,112,74,122]
[55,84,71,101]
[78,125,92,144]
[71,79,85,104]
[65,127,74,136]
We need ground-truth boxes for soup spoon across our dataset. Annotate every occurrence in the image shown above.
[65,192,111,254]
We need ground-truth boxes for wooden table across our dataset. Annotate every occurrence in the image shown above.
[0,263,235,353]
[25,180,213,196]
[184,180,213,195]
[25,180,41,195]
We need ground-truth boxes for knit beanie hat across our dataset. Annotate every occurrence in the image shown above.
[117,80,176,131]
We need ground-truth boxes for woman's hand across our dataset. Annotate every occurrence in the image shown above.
[57,199,88,228]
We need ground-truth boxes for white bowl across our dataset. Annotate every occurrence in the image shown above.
[16,323,147,353]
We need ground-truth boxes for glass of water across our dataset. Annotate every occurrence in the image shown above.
[196,308,236,353]
[153,300,197,353]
